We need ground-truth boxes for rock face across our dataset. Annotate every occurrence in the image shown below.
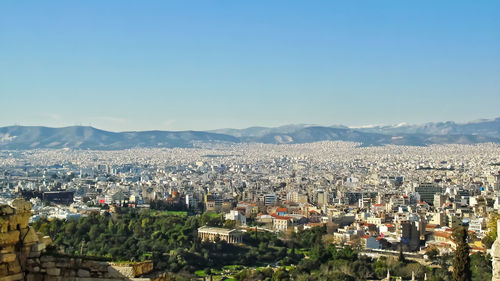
[0,199,39,281]
[26,256,155,281]
[492,220,500,281]
[0,199,161,281]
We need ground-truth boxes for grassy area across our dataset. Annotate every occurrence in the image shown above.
[194,270,206,277]
[165,211,188,216]
[198,265,296,280]
[205,211,221,218]
[223,265,243,270]
[149,210,188,217]
[287,248,309,255]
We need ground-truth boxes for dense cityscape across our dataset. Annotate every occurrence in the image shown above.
[1,142,500,280]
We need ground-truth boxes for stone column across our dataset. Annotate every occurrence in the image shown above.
[492,220,500,281]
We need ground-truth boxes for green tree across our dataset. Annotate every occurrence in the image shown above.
[470,253,492,281]
[258,241,269,253]
[426,248,439,261]
[374,257,388,279]
[273,268,289,281]
[452,227,471,281]
[481,235,494,249]
[224,219,237,229]
[486,213,500,241]
[309,244,330,263]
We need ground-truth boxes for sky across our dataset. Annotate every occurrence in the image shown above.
[1,1,499,132]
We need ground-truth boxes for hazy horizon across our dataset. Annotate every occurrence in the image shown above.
[1,115,499,133]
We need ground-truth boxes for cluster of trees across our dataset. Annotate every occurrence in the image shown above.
[275,225,427,280]
[31,208,288,273]
[236,225,491,281]
[149,199,190,212]
[481,213,500,248]
[31,209,493,281]
[32,209,199,266]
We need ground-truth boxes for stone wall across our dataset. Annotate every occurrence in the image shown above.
[25,255,153,281]
[0,199,156,281]
[0,198,41,281]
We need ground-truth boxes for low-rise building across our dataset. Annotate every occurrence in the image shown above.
[225,209,246,225]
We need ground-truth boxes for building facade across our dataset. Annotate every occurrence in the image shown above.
[198,226,243,244]
[415,183,442,204]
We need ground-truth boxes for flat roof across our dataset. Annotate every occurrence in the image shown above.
[198,226,240,235]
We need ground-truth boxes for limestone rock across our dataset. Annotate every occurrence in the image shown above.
[31,243,45,252]
[0,231,20,247]
[0,263,7,276]
[46,267,60,276]
[108,265,135,278]
[28,251,41,258]
[0,254,16,263]
[42,261,55,268]
[11,199,32,212]
[0,272,23,280]
[0,218,9,234]
[20,227,39,245]
[39,235,52,247]
[40,256,55,263]
[7,260,21,274]
[77,269,90,277]
[8,212,30,230]
[0,246,15,255]
[0,206,14,216]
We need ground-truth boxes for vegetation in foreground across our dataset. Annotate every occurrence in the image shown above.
[32,208,492,280]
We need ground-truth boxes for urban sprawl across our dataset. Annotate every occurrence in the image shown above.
[1,141,500,259]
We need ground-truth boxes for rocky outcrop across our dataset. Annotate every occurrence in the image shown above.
[108,262,154,278]
[0,199,42,281]
[0,199,159,281]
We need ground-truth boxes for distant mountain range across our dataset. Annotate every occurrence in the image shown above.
[0,126,238,150]
[349,117,500,138]
[1,117,500,149]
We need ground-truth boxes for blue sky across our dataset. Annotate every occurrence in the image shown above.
[1,1,499,131]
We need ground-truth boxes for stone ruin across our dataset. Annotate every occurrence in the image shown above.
[0,199,160,281]
[0,198,41,281]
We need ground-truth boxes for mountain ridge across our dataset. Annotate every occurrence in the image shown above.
[1,117,500,149]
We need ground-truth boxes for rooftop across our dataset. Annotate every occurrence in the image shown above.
[198,226,240,235]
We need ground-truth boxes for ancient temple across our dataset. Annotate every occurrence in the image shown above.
[198,226,243,244]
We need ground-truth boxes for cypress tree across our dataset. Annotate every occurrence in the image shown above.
[452,226,471,281]
[398,243,406,263]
